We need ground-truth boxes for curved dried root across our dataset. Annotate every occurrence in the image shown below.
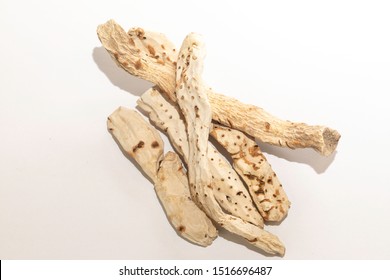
[211,124,291,222]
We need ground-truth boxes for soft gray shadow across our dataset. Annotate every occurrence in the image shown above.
[93,47,153,96]
[259,142,337,174]
[217,227,283,258]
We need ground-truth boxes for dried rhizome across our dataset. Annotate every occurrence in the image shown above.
[97,20,341,256]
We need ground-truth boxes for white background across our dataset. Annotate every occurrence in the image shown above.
[1,0,389,259]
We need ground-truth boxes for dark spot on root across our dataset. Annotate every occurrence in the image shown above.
[265,122,270,131]
[194,105,200,118]
[135,28,145,38]
[247,238,258,243]
[248,146,262,157]
[178,225,186,233]
[132,141,145,152]
[151,141,159,148]
[255,188,264,195]
[259,180,265,187]
[135,59,142,70]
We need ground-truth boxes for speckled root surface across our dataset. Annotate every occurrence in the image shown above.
[97,19,340,156]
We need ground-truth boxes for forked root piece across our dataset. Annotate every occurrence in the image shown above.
[107,107,217,246]
[97,20,340,156]
[174,33,284,255]
[211,124,291,222]
[137,87,264,228]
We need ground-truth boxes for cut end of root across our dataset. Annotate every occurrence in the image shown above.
[320,128,341,156]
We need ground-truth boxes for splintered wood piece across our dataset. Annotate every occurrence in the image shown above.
[156,152,218,246]
[138,87,264,227]
[97,20,340,156]
[108,107,217,246]
[173,33,284,255]
[107,107,163,182]
[211,124,291,222]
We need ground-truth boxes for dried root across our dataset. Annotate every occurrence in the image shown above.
[211,124,291,222]
[108,107,217,246]
[157,152,218,246]
[97,19,340,156]
[107,107,163,182]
